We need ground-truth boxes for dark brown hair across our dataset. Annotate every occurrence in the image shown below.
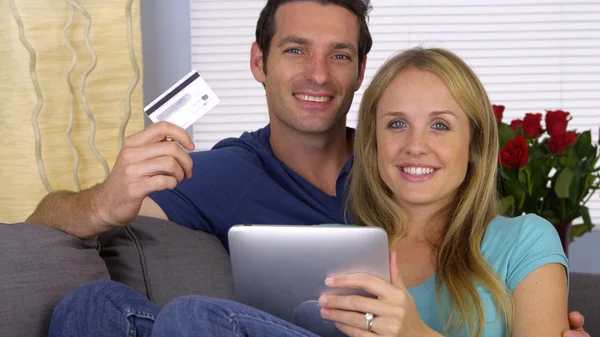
[255,0,373,71]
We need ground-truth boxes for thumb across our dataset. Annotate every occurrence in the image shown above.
[567,311,585,330]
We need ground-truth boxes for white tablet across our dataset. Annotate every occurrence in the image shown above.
[228,225,390,337]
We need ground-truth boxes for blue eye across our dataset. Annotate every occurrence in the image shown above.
[333,54,350,60]
[389,120,406,129]
[432,122,449,131]
[285,48,302,54]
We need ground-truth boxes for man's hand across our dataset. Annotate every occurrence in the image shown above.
[564,311,590,337]
[99,121,195,228]
[27,122,194,239]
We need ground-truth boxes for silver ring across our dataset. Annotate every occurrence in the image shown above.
[365,312,374,332]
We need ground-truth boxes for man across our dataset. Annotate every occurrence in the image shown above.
[30,1,589,336]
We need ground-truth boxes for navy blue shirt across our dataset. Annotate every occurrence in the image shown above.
[149,125,353,250]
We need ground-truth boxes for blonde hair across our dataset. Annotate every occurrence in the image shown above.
[349,47,512,336]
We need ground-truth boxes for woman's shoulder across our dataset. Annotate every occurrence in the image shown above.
[481,214,568,291]
[482,214,561,254]
[484,214,556,240]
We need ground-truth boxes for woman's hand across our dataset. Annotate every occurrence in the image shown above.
[319,251,441,337]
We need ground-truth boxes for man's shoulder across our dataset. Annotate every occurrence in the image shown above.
[190,125,273,168]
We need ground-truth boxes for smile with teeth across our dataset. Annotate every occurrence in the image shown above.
[402,167,436,176]
[294,94,331,102]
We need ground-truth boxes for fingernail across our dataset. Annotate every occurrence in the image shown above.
[320,308,330,317]
[319,296,327,305]
[325,277,334,285]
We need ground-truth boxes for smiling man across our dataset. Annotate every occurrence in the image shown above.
[28,0,368,247]
[28,1,590,336]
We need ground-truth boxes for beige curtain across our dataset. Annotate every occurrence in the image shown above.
[0,0,144,223]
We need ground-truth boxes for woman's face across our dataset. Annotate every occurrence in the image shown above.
[375,67,471,212]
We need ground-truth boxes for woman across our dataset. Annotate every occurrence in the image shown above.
[319,47,569,336]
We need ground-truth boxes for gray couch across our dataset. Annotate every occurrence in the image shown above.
[1,216,598,337]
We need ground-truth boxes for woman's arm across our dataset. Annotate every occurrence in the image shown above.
[511,263,569,337]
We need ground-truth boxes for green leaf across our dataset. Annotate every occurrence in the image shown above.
[554,167,573,199]
[499,195,515,215]
[568,167,581,207]
[542,210,560,224]
[570,224,592,242]
[518,169,527,185]
[580,206,593,231]
[575,131,593,158]
[565,147,579,168]
[558,147,578,167]
[498,123,516,149]
[498,165,511,180]
[517,190,526,212]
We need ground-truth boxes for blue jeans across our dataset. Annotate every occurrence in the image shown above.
[48,280,320,337]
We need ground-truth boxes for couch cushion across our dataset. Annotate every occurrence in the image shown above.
[98,216,234,308]
[569,272,600,336]
[0,222,110,337]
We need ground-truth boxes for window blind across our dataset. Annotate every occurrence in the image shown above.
[189,0,600,226]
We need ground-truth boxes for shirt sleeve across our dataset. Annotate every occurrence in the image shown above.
[505,214,569,292]
[149,146,258,234]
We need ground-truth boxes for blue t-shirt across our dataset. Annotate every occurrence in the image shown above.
[409,214,568,337]
[149,125,353,250]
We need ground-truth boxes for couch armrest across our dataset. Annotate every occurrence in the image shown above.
[98,216,235,308]
[569,272,600,336]
[0,223,110,337]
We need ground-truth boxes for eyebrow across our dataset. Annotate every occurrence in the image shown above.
[331,42,357,55]
[277,36,309,47]
[277,36,357,55]
[380,110,458,119]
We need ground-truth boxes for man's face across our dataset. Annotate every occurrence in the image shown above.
[251,1,366,135]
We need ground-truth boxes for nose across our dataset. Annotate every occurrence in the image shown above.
[405,129,429,156]
[304,54,330,85]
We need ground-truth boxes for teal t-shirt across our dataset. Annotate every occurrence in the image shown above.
[408,214,569,336]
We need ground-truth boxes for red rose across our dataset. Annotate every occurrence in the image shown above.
[492,105,505,123]
[548,132,576,154]
[510,119,523,131]
[522,113,543,138]
[499,136,529,168]
[545,110,571,136]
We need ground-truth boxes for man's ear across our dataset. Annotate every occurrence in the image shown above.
[354,56,367,91]
[250,42,266,84]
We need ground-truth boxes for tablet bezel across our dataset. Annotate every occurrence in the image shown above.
[228,225,391,325]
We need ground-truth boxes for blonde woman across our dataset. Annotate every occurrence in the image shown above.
[318,47,569,336]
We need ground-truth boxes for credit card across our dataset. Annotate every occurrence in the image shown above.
[144,70,219,129]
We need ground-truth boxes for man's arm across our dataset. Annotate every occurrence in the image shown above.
[139,197,168,220]
[26,122,194,239]
[26,191,168,239]
[27,187,111,239]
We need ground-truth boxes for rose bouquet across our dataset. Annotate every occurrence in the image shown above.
[493,105,600,244]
